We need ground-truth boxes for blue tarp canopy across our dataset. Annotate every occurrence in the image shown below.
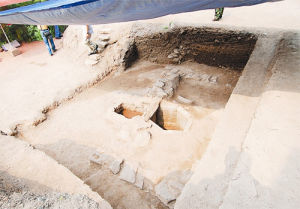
[0,0,273,25]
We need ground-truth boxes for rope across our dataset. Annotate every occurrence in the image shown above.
[0,24,14,50]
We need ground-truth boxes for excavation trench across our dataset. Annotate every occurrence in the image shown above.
[116,103,190,131]
[89,27,256,207]
[20,27,257,209]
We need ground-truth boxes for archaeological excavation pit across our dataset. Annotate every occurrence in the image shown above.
[114,103,144,119]
[115,27,258,130]
[19,26,259,209]
[114,102,191,131]
[107,27,258,207]
[82,27,257,207]
[150,103,191,131]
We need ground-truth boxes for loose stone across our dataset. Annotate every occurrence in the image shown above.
[119,163,138,184]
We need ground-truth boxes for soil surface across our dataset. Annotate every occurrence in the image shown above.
[0,171,102,209]
[0,0,299,208]
[19,60,240,208]
[135,27,256,69]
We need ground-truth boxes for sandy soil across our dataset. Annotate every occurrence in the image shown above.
[0,40,100,134]
[139,0,300,31]
[20,60,236,181]
[0,0,299,135]
[0,0,299,208]
[0,136,112,209]
[18,59,239,208]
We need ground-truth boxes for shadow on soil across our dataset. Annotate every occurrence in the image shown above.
[175,146,300,209]
[36,139,168,209]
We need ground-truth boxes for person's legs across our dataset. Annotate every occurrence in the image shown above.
[54,25,61,38]
[40,31,53,55]
[85,38,98,55]
[219,8,224,18]
[48,35,56,52]
[214,8,224,21]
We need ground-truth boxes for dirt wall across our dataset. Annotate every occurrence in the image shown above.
[134,27,257,70]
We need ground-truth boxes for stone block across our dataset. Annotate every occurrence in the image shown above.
[155,180,177,204]
[119,162,138,184]
[208,75,218,84]
[99,35,110,42]
[90,152,114,166]
[134,172,144,189]
[155,170,192,204]
[173,58,180,63]
[98,41,108,48]
[156,90,168,98]
[201,73,210,81]
[184,73,194,79]
[154,80,165,88]
[170,69,180,74]
[168,53,178,59]
[109,158,124,175]
[99,28,111,34]
[165,87,174,97]
[177,95,193,105]
[168,74,180,82]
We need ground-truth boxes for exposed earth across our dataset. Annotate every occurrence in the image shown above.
[0,0,299,209]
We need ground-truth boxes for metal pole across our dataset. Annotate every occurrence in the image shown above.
[0,24,14,50]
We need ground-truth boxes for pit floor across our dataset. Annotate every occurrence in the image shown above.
[20,60,241,208]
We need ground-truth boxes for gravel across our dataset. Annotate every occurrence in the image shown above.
[0,173,103,209]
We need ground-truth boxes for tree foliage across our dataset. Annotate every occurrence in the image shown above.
[0,0,67,47]
[5,0,48,10]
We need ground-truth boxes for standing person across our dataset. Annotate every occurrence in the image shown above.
[84,25,98,56]
[54,25,62,39]
[38,25,56,56]
[213,8,224,21]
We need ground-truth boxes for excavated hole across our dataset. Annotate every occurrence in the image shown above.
[151,104,190,131]
[114,103,190,131]
[17,27,259,209]
[114,104,143,119]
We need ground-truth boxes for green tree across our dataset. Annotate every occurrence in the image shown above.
[0,0,67,47]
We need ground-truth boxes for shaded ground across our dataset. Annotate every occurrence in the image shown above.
[0,136,112,208]
[0,171,104,209]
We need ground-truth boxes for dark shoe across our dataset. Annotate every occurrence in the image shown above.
[55,37,61,39]
[53,49,57,53]
[50,54,53,56]
[88,51,97,56]
[88,46,98,56]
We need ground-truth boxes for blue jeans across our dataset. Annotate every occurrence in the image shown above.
[54,25,61,38]
[40,30,56,55]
